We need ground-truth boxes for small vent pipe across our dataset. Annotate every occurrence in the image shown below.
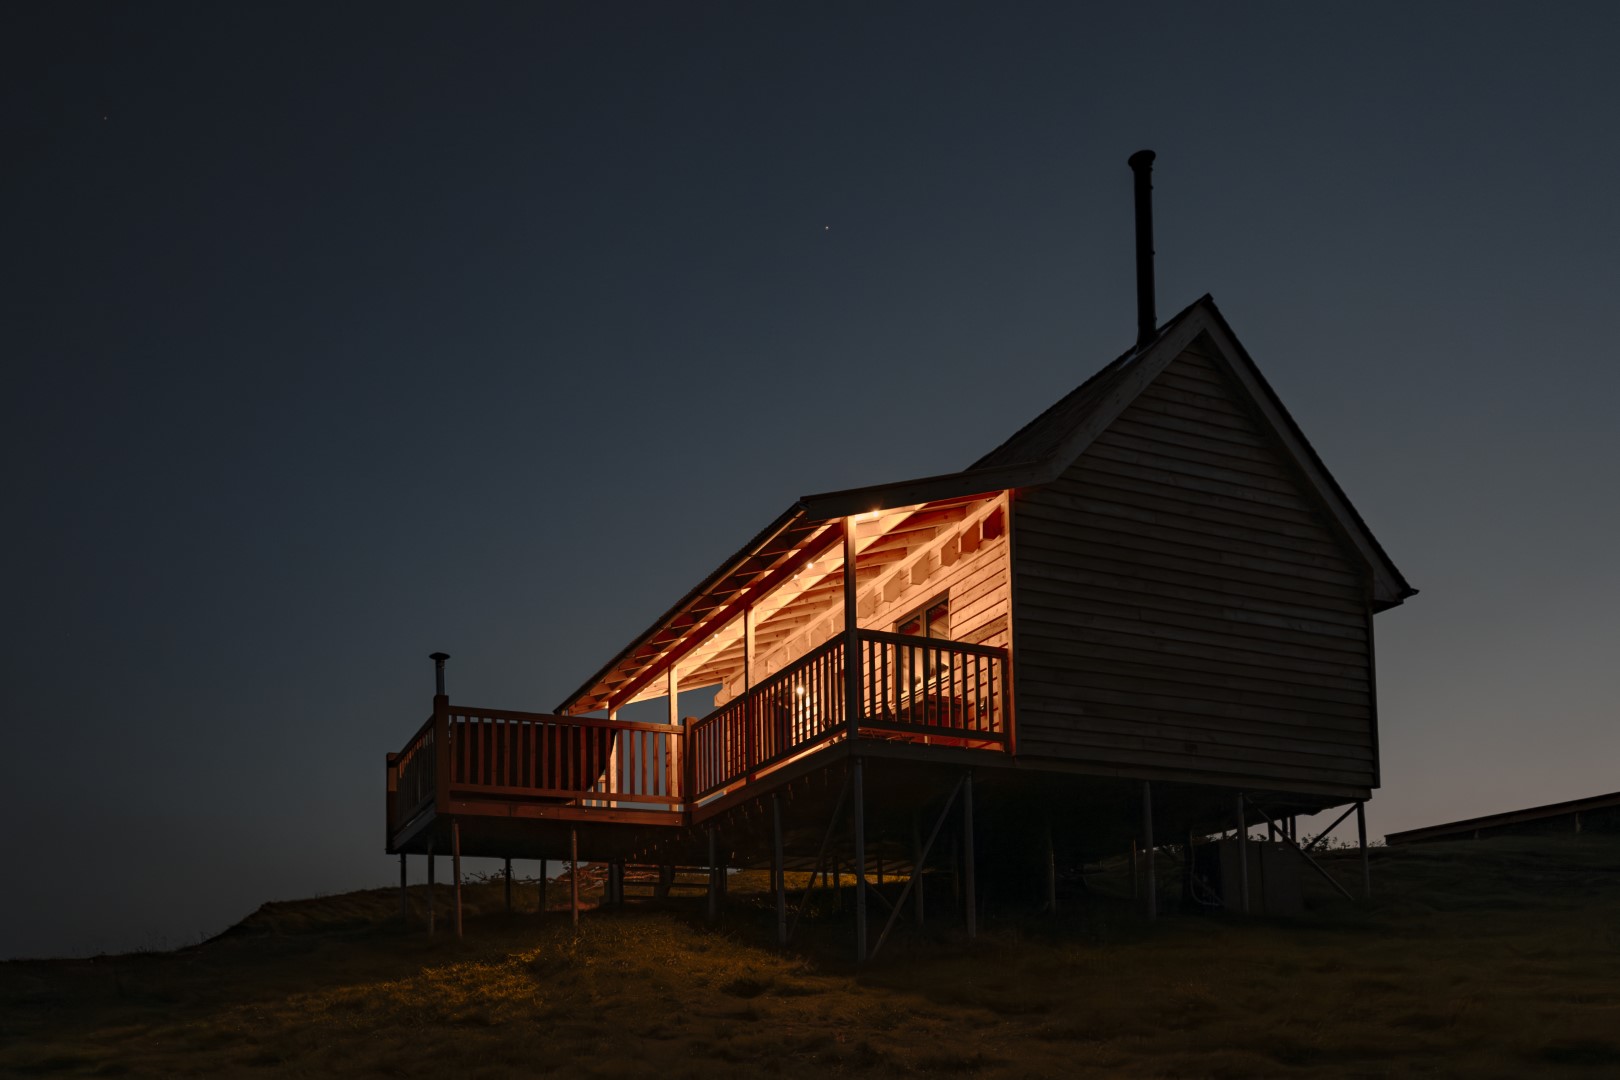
[1127,149,1157,349]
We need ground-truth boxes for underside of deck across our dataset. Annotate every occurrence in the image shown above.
[391,736,1365,871]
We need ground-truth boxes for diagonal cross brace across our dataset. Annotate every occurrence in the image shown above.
[786,770,852,943]
[1303,803,1359,854]
[1250,800,1355,901]
[868,774,967,961]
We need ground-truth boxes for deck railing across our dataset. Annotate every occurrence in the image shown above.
[389,632,1009,838]
[855,630,1009,745]
[391,714,438,831]
[446,707,681,807]
[688,637,847,800]
[687,630,1009,802]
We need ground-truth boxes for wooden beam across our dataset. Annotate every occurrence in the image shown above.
[1236,794,1250,914]
[963,770,977,939]
[606,523,841,710]
[852,755,868,962]
[1143,781,1155,922]
[452,820,463,939]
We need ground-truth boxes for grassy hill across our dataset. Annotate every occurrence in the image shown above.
[3,835,1618,1078]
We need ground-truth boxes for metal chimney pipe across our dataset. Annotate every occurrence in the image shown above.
[430,652,450,697]
[1127,149,1157,349]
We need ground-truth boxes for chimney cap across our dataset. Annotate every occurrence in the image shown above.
[1128,149,1156,170]
[429,652,451,662]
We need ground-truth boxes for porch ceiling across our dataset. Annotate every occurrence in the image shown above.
[555,490,1005,716]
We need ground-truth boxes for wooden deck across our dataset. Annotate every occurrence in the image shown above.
[385,631,1012,862]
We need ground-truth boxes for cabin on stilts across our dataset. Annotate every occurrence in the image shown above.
[383,153,1415,955]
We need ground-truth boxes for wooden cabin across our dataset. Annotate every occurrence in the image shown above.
[384,291,1414,948]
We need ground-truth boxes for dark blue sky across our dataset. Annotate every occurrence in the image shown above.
[5,2,1618,958]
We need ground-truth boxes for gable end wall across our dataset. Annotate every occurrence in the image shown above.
[1010,341,1376,796]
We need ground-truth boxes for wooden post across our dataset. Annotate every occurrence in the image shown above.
[1183,830,1196,905]
[427,844,436,935]
[452,819,463,940]
[950,833,960,907]
[963,770,977,940]
[539,859,548,913]
[504,857,512,912]
[707,827,719,923]
[912,813,926,928]
[399,853,408,923]
[843,519,861,739]
[853,756,868,962]
[876,857,884,888]
[1130,839,1138,900]
[1236,794,1250,914]
[431,653,451,813]
[1142,781,1155,922]
[570,827,580,934]
[773,793,787,947]
[1044,818,1057,916]
[1356,800,1370,900]
[667,666,682,804]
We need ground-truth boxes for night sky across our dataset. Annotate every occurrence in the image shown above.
[6,3,1618,960]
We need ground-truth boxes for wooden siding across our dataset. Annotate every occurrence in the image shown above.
[735,496,1012,697]
[1011,342,1376,794]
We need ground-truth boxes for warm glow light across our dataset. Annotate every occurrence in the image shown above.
[795,684,805,697]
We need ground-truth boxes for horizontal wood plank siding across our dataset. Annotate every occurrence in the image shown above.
[1012,343,1375,792]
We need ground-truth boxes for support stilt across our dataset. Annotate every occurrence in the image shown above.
[1130,839,1138,900]
[1142,781,1156,921]
[853,756,868,962]
[1236,794,1250,914]
[539,858,548,913]
[399,853,408,923]
[504,857,512,912]
[912,813,925,928]
[1357,800,1370,900]
[657,864,673,900]
[570,827,580,934]
[452,820,463,939]
[427,845,435,935]
[1044,818,1057,916]
[963,769,977,940]
[707,827,719,923]
[870,775,964,960]
[773,793,787,947]
[1182,829,1195,906]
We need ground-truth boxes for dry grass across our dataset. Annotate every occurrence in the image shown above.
[3,835,1619,1078]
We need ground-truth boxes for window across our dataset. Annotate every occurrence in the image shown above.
[895,595,949,640]
[895,594,949,695]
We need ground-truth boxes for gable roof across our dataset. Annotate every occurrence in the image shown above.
[556,294,1414,714]
[970,293,1415,609]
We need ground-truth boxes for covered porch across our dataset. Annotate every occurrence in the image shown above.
[384,485,1017,861]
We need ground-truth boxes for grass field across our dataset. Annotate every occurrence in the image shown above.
[3,834,1618,1078]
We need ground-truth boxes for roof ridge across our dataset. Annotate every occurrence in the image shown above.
[968,294,1211,470]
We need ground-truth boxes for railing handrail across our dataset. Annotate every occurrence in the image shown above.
[447,705,680,735]
[396,712,436,760]
[391,630,1010,836]
[689,634,845,735]
[856,627,1007,659]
